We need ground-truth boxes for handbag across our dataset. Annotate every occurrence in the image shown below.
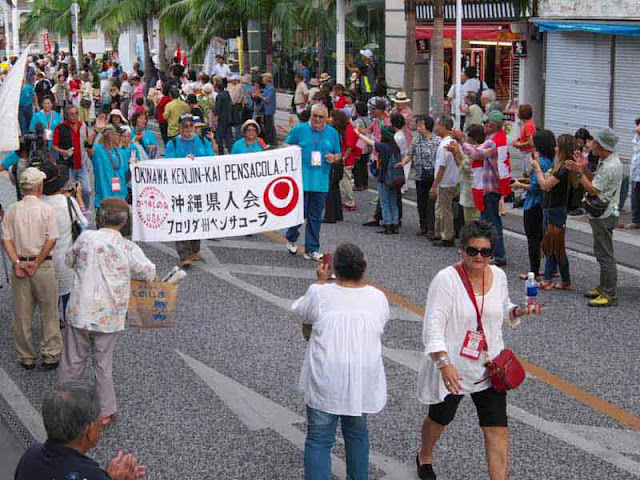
[384,161,405,189]
[581,194,608,218]
[454,264,526,393]
[66,197,83,242]
[80,97,92,109]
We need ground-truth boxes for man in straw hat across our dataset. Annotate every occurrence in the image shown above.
[2,167,61,370]
[567,127,623,307]
[255,72,277,147]
[59,197,156,426]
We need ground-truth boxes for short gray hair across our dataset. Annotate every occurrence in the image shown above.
[42,382,100,444]
[97,208,129,227]
[310,103,328,116]
[481,89,497,102]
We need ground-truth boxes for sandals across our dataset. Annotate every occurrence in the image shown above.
[538,280,553,291]
[552,282,573,291]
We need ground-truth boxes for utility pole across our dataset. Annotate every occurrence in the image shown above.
[2,1,11,56]
[336,0,345,85]
[11,1,19,55]
[454,0,462,129]
[71,2,80,67]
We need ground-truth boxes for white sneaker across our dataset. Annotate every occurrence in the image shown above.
[286,242,298,254]
[303,251,323,262]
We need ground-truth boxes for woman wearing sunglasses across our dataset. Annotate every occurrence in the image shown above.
[415,220,540,480]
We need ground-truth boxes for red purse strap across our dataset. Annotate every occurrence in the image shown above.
[454,263,484,334]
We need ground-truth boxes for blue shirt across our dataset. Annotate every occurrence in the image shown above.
[1,151,19,170]
[29,111,62,151]
[131,128,158,156]
[91,144,129,207]
[19,84,35,107]
[231,138,264,154]
[262,83,277,116]
[243,84,255,109]
[164,135,215,158]
[523,156,553,210]
[285,122,341,193]
[15,441,109,480]
[301,66,311,86]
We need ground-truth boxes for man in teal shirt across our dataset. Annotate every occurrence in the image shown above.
[19,79,36,137]
[284,104,341,261]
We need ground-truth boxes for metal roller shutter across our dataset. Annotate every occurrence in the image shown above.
[613,36,640,162]
[544,32,611,136]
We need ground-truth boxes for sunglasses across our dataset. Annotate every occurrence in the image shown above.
[464,246,493,258]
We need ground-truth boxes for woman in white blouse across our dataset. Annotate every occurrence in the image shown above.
[416,220,538,480]
[292,243,389,480]
[41,164,88,327]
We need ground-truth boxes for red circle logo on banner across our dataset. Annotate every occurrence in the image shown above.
[263,176,299,217]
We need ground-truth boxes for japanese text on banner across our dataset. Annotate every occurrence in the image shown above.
[131,147,303,242]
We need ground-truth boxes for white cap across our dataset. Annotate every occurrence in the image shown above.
[527,272,535,281]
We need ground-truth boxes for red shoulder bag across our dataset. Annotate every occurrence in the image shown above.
[454,264,526,393]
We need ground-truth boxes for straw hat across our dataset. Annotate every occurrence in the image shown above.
[392,91,411,103]
[319,73,332,82]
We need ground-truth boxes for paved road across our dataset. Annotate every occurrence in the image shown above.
[1,166,639,479]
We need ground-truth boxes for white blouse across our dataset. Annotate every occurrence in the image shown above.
[417,266,518,405]
[41,194,88,296]
[292,283,389,416]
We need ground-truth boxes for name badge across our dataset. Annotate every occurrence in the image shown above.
[460,330,486,360]
[311,151,322,167]
[111,177,122,193]
[44,129,52,141]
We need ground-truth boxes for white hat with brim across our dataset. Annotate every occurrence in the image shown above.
[241,119,261,135]
[593,128,619,152]
[359,49,374,59]
[20,167,46,187]
[319,73,332,82]
[109,109,128,124]
[392,91,411,103]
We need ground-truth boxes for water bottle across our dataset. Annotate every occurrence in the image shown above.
[525,272,538,309]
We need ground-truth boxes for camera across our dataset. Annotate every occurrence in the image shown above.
[23,124,49,170]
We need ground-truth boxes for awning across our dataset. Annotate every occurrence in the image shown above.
[416,2,522,22]
[416,24,515,40]
[533,21,640,37]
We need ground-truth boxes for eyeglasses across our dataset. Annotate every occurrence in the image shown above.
[464,246,493,258]
[311,114,327,119]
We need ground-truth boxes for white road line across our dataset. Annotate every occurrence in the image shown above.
[0,367,46,443]
[383,347,640,477]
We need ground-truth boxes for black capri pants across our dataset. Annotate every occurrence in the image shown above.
[428,387,508,427]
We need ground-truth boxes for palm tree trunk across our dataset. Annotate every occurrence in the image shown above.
[403,0,416,98]
[141,14,155,84]
[266,21,274,74]
[158,20,168,72]
[432,0,445,116]
[241,18,250,74]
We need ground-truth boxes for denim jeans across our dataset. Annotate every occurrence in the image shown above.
[69,167,93,209]
[304,406,369,480]
[631,180,640,224]
[377,182,399,225]
[286,191,327,254]
[481,192,506,260]
[19,105,33,137]
[543,207,570,283]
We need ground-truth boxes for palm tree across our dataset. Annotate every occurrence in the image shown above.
[403,0,417,99]
[23,0,92,69]
[432,0,444,116]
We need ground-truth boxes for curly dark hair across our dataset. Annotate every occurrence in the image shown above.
[459,220,498,249]
[333,243,367,281]
[330,109,349,137]
[129,110,148,130]
[533,129,556,160]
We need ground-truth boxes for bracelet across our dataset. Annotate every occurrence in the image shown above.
[435,355,451,369]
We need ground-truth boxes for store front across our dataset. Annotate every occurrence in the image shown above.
[416,0,526,136]
[534,21,640,161]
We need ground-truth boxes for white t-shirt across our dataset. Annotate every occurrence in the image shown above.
[292,283,389,416]
[434,136,459,188]
[394,130,408,158]
[212,63,231,78]
[417,266,518,405]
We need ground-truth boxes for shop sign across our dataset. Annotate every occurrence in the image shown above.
[416,38,430,54]
[512,40,527,58]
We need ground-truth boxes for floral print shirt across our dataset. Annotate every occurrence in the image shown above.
[65,228,156,333]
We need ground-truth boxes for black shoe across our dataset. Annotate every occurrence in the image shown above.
[38,362,59,371]
[416,455,436,480]
[430,236,442,243]
[416,231,427,236]
[433,239,454,247]
[20,362,35,370]
[363,219,380,227]
[391,225,400,234]
[568,208,584,216]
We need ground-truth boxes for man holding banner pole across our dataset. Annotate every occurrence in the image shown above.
[284,104,342,261]
[164,114,215,267]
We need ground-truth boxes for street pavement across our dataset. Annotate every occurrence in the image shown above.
[1,121,640,479]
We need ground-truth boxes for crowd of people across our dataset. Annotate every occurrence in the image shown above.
[0,47,638,480]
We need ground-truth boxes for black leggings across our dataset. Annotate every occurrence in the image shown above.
[428,387,508,427]
[523,204,544,274]
[415,177,436,233]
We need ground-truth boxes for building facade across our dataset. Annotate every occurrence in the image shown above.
[533,0,640,161]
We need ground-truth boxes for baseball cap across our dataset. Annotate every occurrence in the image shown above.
[20,167,46,187]
[484,110,505,124]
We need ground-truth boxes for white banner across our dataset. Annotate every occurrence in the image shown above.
[131,147,303,242]
[0,45,30,153]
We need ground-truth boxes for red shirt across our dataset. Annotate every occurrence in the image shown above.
[334,95,347,109]
[69,79,81,92]
[156,96,171,125]
[518,119,536,153]
[343,124,361,167]
[53,121,84,169]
